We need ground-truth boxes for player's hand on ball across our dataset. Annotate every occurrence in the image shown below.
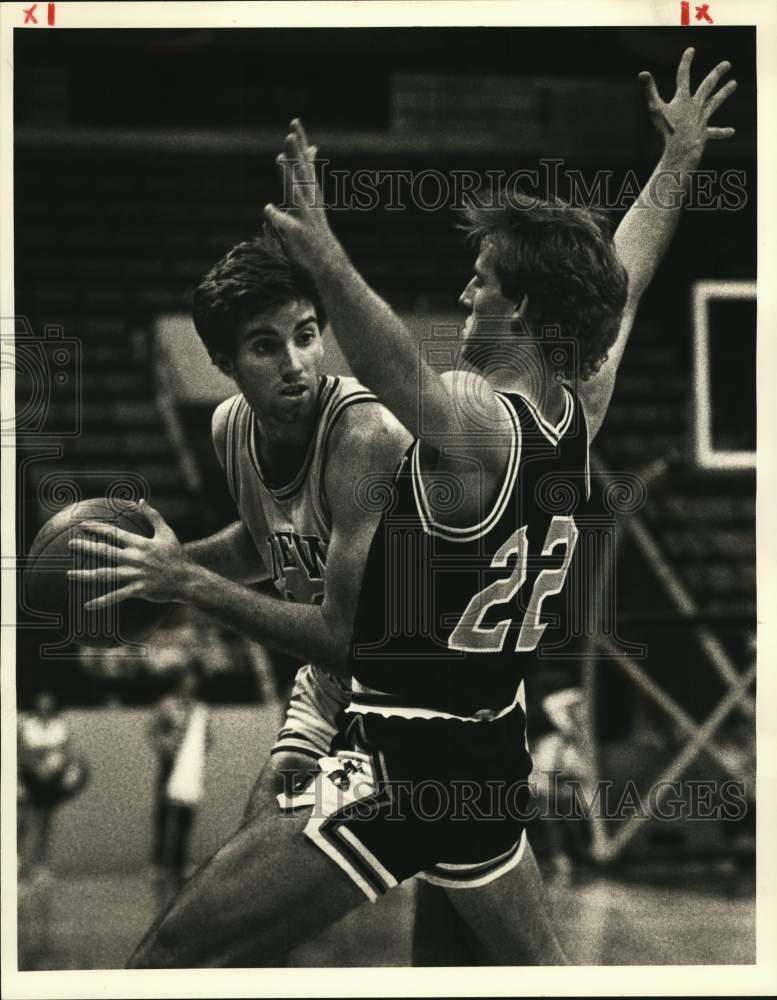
[264,119,341,271]
[639,47,736,164]
[67,500,192,609]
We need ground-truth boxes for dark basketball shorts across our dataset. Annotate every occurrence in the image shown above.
[278,705,533,900]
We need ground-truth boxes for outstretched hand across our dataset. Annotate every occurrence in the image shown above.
[67,500,193,610]
[264,119,340,273]
[639,47,736,163]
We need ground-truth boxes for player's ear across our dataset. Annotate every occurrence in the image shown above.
[513,294,529,321]
[214,353,235,377]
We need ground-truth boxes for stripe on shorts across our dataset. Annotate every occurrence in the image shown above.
[324,820,397,896]
[305,816,381,902]
[303,747,396,902]
[417,829,527,889]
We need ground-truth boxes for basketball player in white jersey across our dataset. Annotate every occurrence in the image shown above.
[183,234,425,848]
[72,50,736,965]
[185,235,410,824]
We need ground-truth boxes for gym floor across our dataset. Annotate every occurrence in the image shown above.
[18,860,754,969]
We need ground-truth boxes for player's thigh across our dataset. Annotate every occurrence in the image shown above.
[232,807,368,965]
[131,800,367,968]
[243,751,320,823]
[442,840,567,966]
[412,879,485,965]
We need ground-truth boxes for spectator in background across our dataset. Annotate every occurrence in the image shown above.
[17,690,88,873]
[531,688,595,882]
[147,664,213,895]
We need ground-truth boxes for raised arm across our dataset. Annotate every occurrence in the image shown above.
[581,47,736,439]
[316,404,412,653]
[263,122,506,483]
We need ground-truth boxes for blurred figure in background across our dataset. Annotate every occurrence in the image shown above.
[531,688,596,883]
[17,690,89,874]
[17,690,90,968]
[147,664,213,897]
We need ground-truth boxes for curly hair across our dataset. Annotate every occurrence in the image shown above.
[192,234,326,370]
[460,188,628,380]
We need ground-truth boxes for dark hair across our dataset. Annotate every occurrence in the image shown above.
[460,189,628,379]
[192,234,326,370]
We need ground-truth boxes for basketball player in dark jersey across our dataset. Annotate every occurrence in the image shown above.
[73,49,736,965]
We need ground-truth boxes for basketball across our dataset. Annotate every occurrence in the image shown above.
[25,498,172,648]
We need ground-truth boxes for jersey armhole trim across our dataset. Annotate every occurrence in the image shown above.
[224,394,243,503]
[410,392,521,543]
[582,396,591,501]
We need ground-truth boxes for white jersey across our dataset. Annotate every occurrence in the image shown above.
[212,375,377,605]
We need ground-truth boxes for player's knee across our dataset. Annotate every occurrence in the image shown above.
[243,752,319,822]
[270,751,319,796]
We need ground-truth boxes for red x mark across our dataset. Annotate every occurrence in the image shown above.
[696,3,713,22]
[23,3,38,23]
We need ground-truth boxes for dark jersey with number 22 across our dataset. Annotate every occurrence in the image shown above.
[346,386,590,722]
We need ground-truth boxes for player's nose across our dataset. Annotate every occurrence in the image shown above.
[280,345,305,377]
